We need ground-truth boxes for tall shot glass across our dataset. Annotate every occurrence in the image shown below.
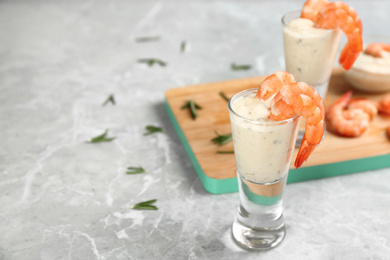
[282,10,341,143]
[228,89,301,250]
[282,10,342,99]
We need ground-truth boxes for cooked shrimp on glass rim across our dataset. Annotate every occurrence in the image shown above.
[256,71,325,169]
[301,0,363,70]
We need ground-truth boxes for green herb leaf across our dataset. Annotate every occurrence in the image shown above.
[126,166,146,174]
[231,63,251,70]
[144,125,164,135]
[189,99,197,119]
[181,41,186,52]
[135,36,160,42]
[131,199,158,210]
[102,94,115,106]
[217,150,234,154]
[138,58,166,67]
[180,100,202,110]
[132,205,158,210]
[219,91,230,102]
[87,129,115,143]
[181,99,202,119]
[211,131,232,145]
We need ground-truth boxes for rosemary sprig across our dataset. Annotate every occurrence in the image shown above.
[181,99,202,119]
[144,125,164,135]
[135,36,160,42]
[102,94,115,106]
[126,166,146,174]
[87,129,115,143]
[138,58,167,67]
[131,199,158,210]
[217,150,234,154]
[181,100,202,110]
[181,41,186,52]
[211,131,232,145]
[219,91,230,102]
[231,63,251,70]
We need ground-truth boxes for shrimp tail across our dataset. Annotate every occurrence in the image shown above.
[341,52,360,70]
[294,119,324,168]
[339,30,363,70]
[339,44,361,70]
[294,136,316,168]
[333,90,353,108]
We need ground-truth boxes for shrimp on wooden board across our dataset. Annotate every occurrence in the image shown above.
[386,126,390,140]
[347,98,378,120]
[377,94,390,140]
[378,94,390,116]
[364,43,390,58]
[300,0,363,70]
[326,91,371,137]
[257,71,325,169]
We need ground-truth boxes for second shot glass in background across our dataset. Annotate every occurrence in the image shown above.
[282,10,342,99]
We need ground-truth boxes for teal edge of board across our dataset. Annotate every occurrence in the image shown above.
[164,99,390,195]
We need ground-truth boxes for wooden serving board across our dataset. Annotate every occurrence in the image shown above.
[164,68,390,194]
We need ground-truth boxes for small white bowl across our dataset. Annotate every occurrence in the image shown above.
[344,65,390,93]
[344,35,390,93]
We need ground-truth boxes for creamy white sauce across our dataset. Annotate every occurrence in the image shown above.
[344,50,390,92]
[232,95,271,121]
[352,51,390,74]
[283,18,341,86]
[230,91,299,184]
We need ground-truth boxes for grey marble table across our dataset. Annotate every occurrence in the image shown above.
[1,0,390,259]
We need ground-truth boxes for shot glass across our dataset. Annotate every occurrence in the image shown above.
[282,10,341,143]
[228,89,301,250]
[282,10,342,99]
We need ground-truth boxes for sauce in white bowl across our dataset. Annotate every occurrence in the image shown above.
[344,38,390,93]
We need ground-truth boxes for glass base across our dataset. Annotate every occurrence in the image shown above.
[232,174,288,250]
[231,218,286,250]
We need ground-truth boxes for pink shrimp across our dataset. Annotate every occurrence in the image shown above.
[326,91,371,137]
[314,2,363,70]
[387,126,390,140]
[364,43,390,58]
[256,71,296,100]
[386,126,390,139]
[377,95,390,139]
[378,94,390,116]
[300,0,363,70]
[301,0,329,21]
[376,94,390,139]
[257,71,325,168]
[347,98,378,120]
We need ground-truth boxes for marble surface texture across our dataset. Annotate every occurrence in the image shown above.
[1,0,390,259]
